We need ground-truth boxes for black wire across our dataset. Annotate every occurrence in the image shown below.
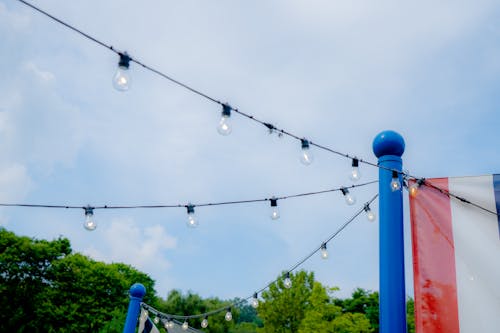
[0,181,378,211]
[142,194,378,320]
[15,0,495,218]
[420,182,499,217]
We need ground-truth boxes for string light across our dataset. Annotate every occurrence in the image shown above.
[83,206,96,231]
[166,319,174,329]
[153,316,160,325]
[139,195,379,324]
[113,52,131,91]
[364,204,376,222]
[224,308,232,321]
[320,243,329,259]
[217,104,232,136]
[251,292,259,309]
[16,0,495,221]
[182,321,189,330]
[350,158,361,181]
[409,178,425,197]
[299,139,314,165]
[390,171,401,192]
[269,197,280,220]
[201,316,208,328]
[186,204,198,228]
[341,187,356,206]
[283,272,292,289]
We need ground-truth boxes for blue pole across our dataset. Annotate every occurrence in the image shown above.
[373,131,407,333]
[123,283,146,333]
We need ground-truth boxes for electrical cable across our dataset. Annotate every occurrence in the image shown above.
[140,194,378,321]
[14,0,495,218]
[0,180,377,211]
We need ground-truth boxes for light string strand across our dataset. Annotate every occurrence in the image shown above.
[140,194,378,322]
[14,0,496,218]
[406,179,499,217]
[0,180,377,210]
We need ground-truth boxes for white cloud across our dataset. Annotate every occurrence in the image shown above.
[84,217,177,280]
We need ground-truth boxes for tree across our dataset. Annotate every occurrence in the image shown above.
[257,270,315,333]
[155,289,238,333]
[0,227,156,332]
[334,288,379,332]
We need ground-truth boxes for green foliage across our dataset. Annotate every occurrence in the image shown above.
[0,227,156,332]
[155,290,237,333]
[257,270,315,333]
[0,228,417,333]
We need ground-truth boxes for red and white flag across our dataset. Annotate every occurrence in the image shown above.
[409,175,500,333]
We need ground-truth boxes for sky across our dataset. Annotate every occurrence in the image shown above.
[0,0,499,305]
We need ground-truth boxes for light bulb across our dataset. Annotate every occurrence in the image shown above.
[83,206,96,231]
[269,197,280,220]
[153,316,160,324]
[350,158,361,181]
[299,139,314,165]
[141,310,149,321]
[182,321,189,330]
[390,171,401,192]
[113,52,131,91]
[284,272,292,289]
[167,320,175,329]
[364,204,376,222]
[320,243,328,259]
[251,293,259,309]
[217,104,232,135]
[201,317,208,328]
[225,308,232,321]
[186,204,198,228]
[341,188,356,206]
[409,178,425,197]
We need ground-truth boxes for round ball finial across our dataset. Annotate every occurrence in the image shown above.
[373,130,405,158]
[129,283,146,298]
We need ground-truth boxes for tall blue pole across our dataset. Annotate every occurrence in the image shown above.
[123,283,146,333]
[373,131,407,333]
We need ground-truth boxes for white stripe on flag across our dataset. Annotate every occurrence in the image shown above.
[448,175,500,333]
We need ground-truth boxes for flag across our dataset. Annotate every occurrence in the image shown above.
[138,309,160,333]
[409,174,500,333]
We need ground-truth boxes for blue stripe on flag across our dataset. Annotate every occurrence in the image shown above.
[494,174,500,238]
[142,318,153,333]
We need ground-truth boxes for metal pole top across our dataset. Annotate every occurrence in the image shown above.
[373,130,405,158]
[129,283,146,299]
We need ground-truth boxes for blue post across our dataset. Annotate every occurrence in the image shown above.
[123,283,146,333]
[373,131,407,333]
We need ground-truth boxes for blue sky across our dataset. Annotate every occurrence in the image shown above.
[0,0,499,302]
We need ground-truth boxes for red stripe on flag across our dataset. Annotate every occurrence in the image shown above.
[410,178,460,333]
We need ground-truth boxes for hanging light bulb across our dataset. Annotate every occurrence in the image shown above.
[225,308,233,321]
[153,316,160,325]
[113,52,131,91]
[284,272,292,289]
[141,310,149,321]
[182,321,189,330]
[364,204,376,222]
[299,139,314,165]
[390,171,401,192]
[167,319,175,329]
[201,316,209,328]
[217,104,232,135]
[349,158,361,181]
[320,243,329,259]
[83,206,96,231]
[251,292,259,309]
[186,204,198,228]
[341,188,356,206]
[409,178,425,197]
[269,197,280,220]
